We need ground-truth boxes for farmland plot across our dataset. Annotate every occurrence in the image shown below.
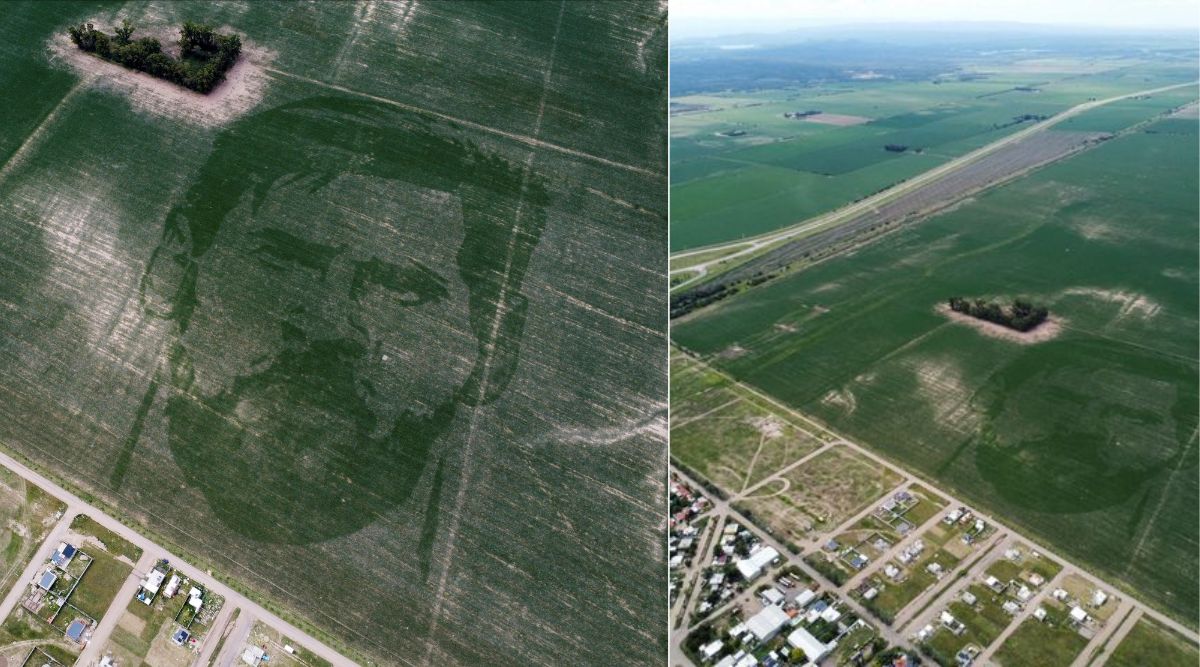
[673,105,1200,624]
[0,2,666,664]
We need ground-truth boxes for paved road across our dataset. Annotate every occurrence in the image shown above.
[0,450,357,667]
[76,551,155,666]
[669,80,1199,288]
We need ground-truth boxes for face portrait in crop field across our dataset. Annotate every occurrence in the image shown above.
[130,96,545,546]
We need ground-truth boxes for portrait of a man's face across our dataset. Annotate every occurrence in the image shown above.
[135,97,542,545]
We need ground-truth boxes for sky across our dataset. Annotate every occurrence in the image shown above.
[671,0,1200,39]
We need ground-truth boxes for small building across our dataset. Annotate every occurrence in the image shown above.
[863,587,879,601]
[745,604,791,642]
[984,576,1005,593]
[1052,588,1070,602]
[1033,606,1047,621]
[960,591,977,606]
[51,543,77,569]
[1092,590,1108,607]
[188,586,204,612]
[794,589,816,608]
[1028,573,1045,587]
[65,619,88,645]
[761,587,784,606]
[940,611,965,635]
[172,628,190,645]
[140,569,167,603]
[1016,585,1033,602]
[1002,600,1021,615]
[786,626,832,663]
[735,546,779,582]
[700,639,724,661]
[1070,606,1089,624]
[164,573,182,598]
[38,571,58,591]
[819,605,842,623]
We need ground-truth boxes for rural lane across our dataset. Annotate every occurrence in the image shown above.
[76,550,155,666]
[0,450,358,667]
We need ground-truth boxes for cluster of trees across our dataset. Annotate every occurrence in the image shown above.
[948,297,1048,332]
[669,270,775,319]
[67,20,241,94]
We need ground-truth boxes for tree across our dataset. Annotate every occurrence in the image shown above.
[114,19,135,45]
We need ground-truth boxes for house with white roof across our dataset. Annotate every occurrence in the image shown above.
[786,627,832,664]
[735,546,779,582]
[745,604,791,642]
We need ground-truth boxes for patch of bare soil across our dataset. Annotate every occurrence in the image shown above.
[749,416,784,438]
[936,303,1063,344]
[47,22,274,127]
[803,113,872,126]
[717,344,746,360]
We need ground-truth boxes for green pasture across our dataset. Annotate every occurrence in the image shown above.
[673,118,1199,624]
[1107,617,1200,667]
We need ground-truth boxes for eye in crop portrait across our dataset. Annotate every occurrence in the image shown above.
[0,1,666,665]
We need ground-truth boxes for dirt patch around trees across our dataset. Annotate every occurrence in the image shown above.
[803,112,872,126]
[46,22,275,127]
[936,303,1063,344]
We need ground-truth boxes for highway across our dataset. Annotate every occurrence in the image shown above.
[669,80,1199,289]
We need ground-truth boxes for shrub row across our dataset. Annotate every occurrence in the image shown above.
[68,20,241,94]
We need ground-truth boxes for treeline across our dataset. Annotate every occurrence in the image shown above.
[68,20,241,94]
[669,270,776,319]
[948,297,1048,332]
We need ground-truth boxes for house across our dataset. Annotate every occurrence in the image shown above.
[65,619,88,645]
[984,576,1005,593]
[51,543,77,568]
[745,604,791,642]
[1052,588,1070,602]
[1092,590,1108,607]
[1069,606,1089,624]
[164,574,182,598]
[700,639,724,661]
[1015,585,1033,602]
[1033,607,1047,621]
[188,586,204,612]
[961,591,977,606]
[140,569,167,603]
[735,546,779,581]
[786,626,832,663]
[1028,573,1045,587]
[38,571,57,591]
[884,564,901,580]
[794,589,816,608]
[940,611,965,635]
[172,628,190,646]
[819,605,842,623]
[1002,600,1021,615]
[241,646,266,666]
[761,588,784,607]
[863,587,879,601]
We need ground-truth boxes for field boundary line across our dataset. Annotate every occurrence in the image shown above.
[259,67,661,178]
[1122,428,1198,576]
[0,79,87,187]
[671,397,742,429]
[422,3,567,664]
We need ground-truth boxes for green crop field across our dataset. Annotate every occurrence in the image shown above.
[1107,617,1200,667]
[670,58,1198,251]
[673,90,1200,627]
[0,2,665,665]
